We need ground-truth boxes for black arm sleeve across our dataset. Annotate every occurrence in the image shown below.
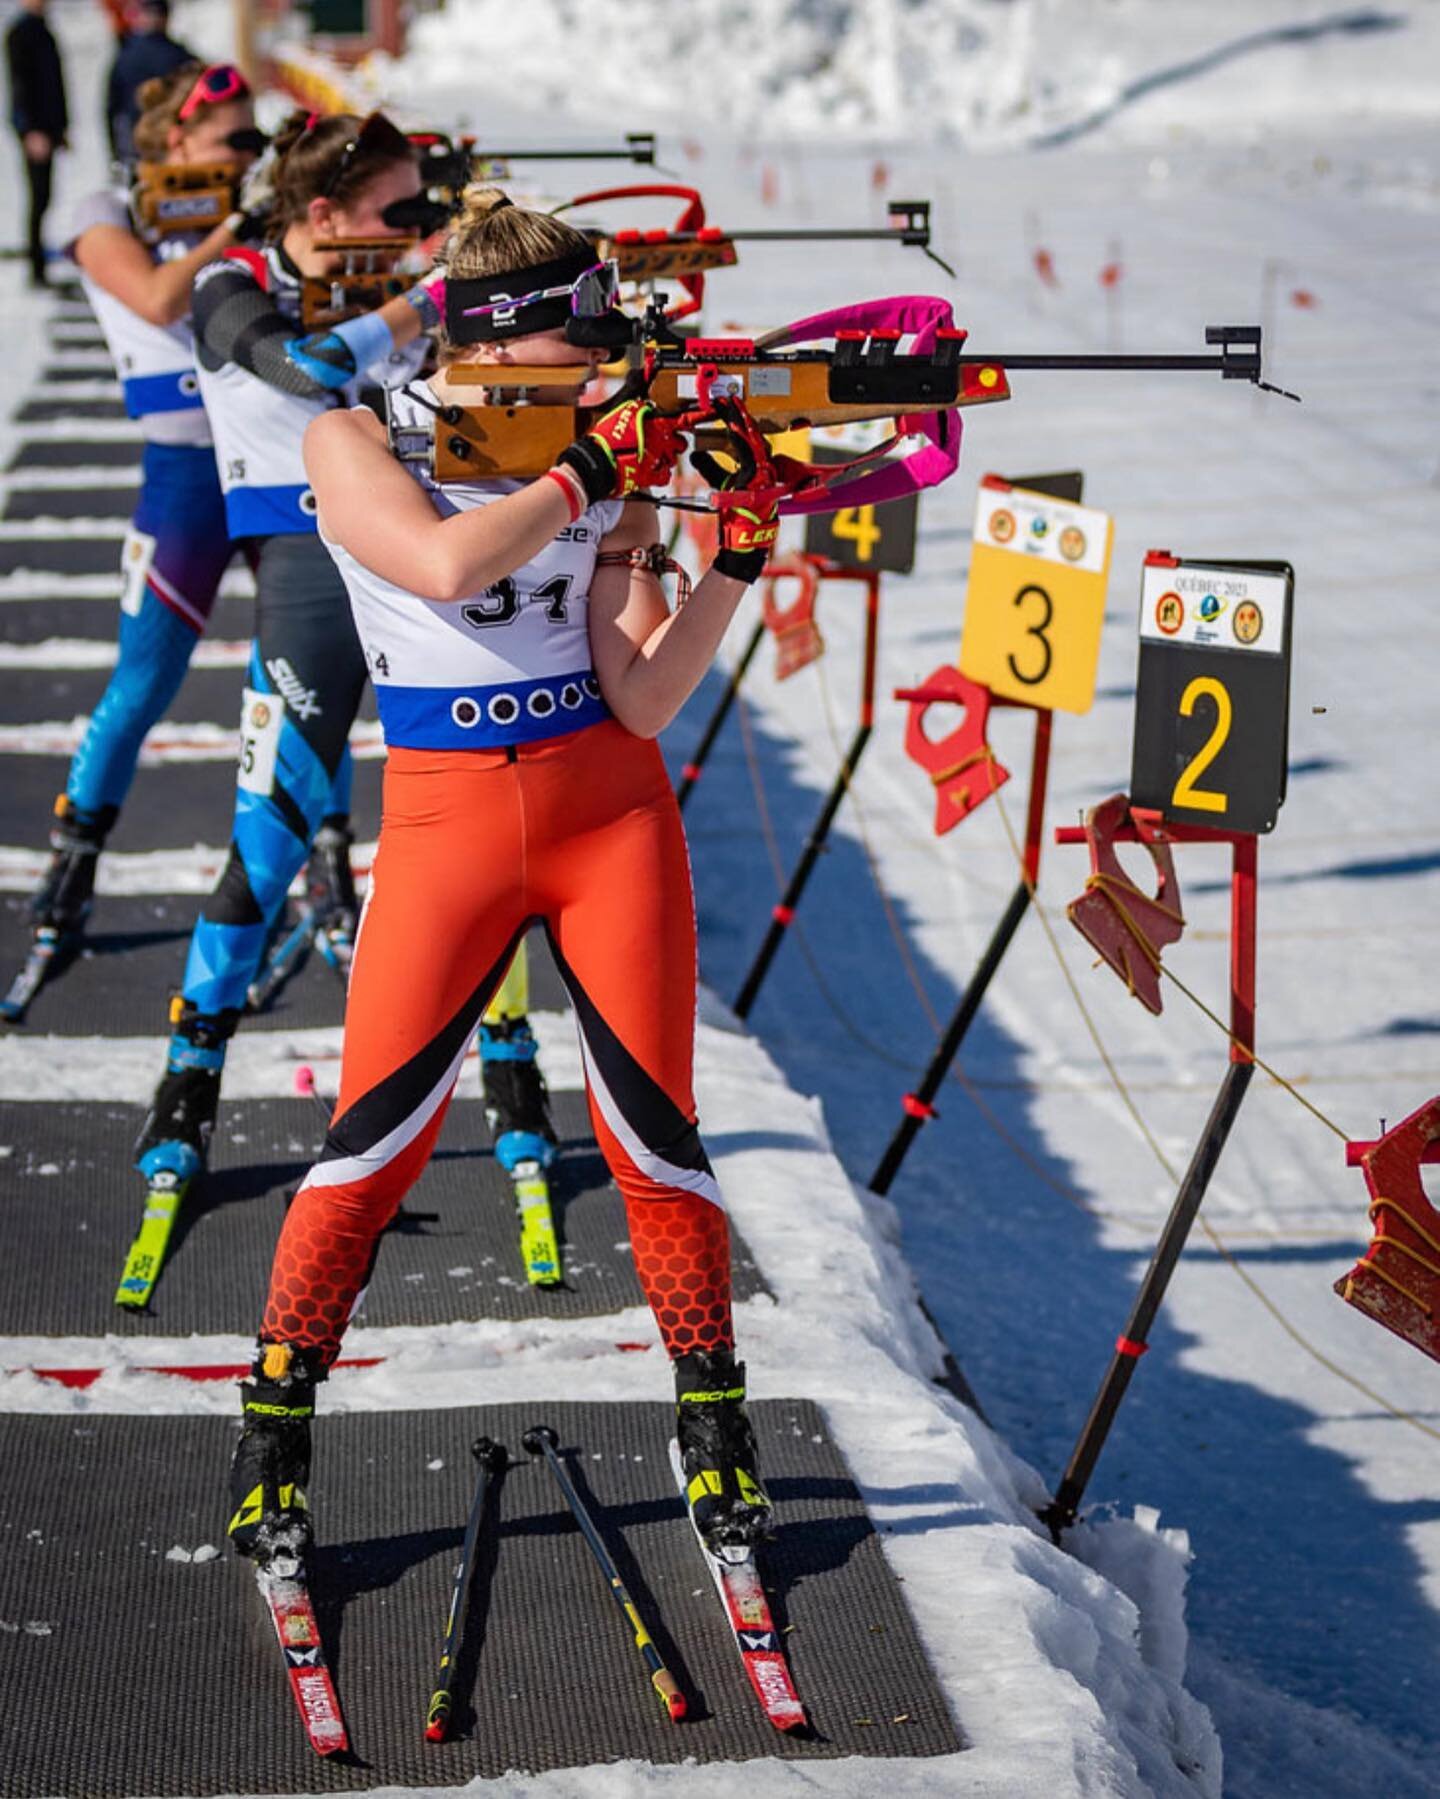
[191,260,331,400]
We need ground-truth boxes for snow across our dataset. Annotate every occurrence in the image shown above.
[2,0,1436,1792]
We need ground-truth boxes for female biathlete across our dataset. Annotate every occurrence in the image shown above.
[226,192,782,1566]
[9,63,259,1015]
[131,109,447,1190]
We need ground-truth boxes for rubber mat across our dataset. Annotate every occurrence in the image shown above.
[14,397,126,421]
[6,439,141,470]
[0,901,567,1038]
[0,590,255,644]
[0,1400,959,1794]
[2,756,384,855]
[39,365,117,384]
[0,662,377,729]
[3,484,138,521]
[0,535,127,575]
[0,1091,767,1337]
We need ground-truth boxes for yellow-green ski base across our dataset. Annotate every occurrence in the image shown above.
[512,1162,562,1287]
[114,1174,191,1308]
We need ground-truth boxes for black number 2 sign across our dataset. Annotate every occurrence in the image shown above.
[1130,555,1294,835]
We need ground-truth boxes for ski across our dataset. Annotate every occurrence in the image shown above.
[668,1438,804,1731]
[0,925,76,1023]
[511,1159,562,1285]
[114,1143,200,1308]
[255,1562,349,1756]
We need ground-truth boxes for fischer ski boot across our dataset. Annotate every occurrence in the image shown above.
[480,1015,558,1173]
[31,795,115,935]
[674,1348,773,1558]
[132,998,239,1183]
[228,1343,318,1572]
[306,815,358,973]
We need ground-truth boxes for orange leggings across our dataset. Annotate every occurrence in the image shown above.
[261,720,733,1367]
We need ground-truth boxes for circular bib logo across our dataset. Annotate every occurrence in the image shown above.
[989,508,1016,544]
[1028,515,1049,541]
[1196,592,1227,623]
[1233,600,1263,645]
[1155,591,1184,635]
[1059,525,1087,563]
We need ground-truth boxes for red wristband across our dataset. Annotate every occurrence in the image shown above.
[543,467,585,523]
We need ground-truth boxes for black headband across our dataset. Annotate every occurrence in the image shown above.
[445,248,603,344]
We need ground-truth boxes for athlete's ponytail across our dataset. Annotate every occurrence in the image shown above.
[269,109,416,226]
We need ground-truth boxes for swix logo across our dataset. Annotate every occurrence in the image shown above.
[739,1629,779,1653]
[265,657,321,720]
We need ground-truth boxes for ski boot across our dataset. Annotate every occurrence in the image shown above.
[228,1342,318,1574]
[306,815,358,976]
[674,1347,773,1559]
[132,998,239,1185]
[31,795,115,934]
[480,1015,558,1174]
[2,797,116,1023]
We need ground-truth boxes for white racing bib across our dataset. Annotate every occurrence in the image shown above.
[237,687,283,796]
[118,527,157,619]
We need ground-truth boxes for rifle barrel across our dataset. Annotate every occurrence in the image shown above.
[965,353,1249,372]
[727,227,926,243]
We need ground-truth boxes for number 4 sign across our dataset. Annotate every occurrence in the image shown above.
[1130,554,1294,833]
[959,476,1113,714]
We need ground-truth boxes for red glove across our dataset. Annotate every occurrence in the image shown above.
[557,392,686,504]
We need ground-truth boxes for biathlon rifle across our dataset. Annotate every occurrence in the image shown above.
[390,298,1295,518]
[298,237,427,329]
[552,185,953,319]
[400,131,658,233]
[133,160,239,236]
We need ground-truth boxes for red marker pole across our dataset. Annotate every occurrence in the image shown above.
[1041,822,1259,1540]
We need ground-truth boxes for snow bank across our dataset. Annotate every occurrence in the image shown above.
[391,0,1440,149]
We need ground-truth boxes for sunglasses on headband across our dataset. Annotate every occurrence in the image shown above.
[461,259,622,327]
[177,63,251,123]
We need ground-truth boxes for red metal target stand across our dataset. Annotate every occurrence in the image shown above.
[1336,1102,1440,1366]
[868,674,1054,1196]
[1040,802,1259,1539]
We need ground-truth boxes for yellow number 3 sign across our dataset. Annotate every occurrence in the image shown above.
[958,476,1113,715]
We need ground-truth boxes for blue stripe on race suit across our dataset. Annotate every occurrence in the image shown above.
[121,368,205,419]
[224,483,318,538]
[376,671,610,751]
[181,697,340,1016]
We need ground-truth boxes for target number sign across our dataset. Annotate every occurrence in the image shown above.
[958,475,1113,714]
[1130,554,1294,834]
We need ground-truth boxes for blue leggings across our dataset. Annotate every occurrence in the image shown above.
[65,441,234,819]
[181,533,366,1017]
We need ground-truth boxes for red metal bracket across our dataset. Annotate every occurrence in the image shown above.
[1336,1098,1440,1365]
[895,666,1011,834]
[1064,794,1186,1016]
[760,557,824,681]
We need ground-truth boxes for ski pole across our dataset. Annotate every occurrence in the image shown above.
[425,1436,507,1742]
[522,1424,686,1721]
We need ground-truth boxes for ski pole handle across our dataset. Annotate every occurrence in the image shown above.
[522,1424,687,1721]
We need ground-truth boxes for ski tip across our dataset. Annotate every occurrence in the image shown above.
[521,1422,558,1456]
[424,1713,449,1743]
